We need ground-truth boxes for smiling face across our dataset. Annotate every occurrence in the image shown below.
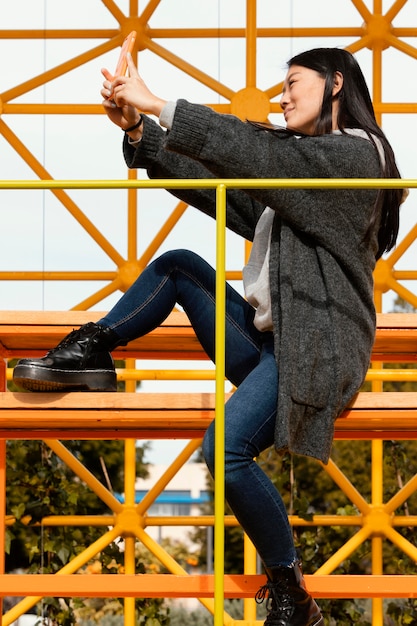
[280,64,330,135]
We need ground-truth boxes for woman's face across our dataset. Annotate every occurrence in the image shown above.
[280,64,327,135]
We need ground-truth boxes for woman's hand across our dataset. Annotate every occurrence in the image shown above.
[101,66,139,132]
[101,54,167,134]
[113,54,167,115]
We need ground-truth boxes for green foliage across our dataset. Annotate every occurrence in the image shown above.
[134,537,201,574]
[385,599,417,625]
[166,605,212,626]
[167,599,242,626]
[257,436,417,624]
[75,594,170,626]
[5,438,171,626]
[191,433,417,623]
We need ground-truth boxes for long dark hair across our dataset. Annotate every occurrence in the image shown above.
[257,48,403,259]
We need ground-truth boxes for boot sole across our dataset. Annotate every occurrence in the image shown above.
[13,364,117,392]
[264,613,324,626]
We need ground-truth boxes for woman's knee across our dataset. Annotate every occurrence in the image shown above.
[154,249,200,270]
[202,423,251,480]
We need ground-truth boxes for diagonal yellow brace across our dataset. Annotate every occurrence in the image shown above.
[134,525,234,624]
[43,439,123,513]
[320,457,371,514]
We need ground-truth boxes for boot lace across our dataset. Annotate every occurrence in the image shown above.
[47,323,98,356]
[255,580,293,623]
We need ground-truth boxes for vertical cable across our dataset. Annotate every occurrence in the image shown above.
[217,0,221,108]
[39,10,47,623]
[41,0,48,310]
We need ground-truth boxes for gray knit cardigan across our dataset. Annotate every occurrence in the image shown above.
[123,99,381,463]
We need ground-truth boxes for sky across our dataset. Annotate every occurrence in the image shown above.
[1,0,416,462]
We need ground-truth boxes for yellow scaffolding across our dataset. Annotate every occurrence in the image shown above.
[0,178,417,626]
[1,2,417,625]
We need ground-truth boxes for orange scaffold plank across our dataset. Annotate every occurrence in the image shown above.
[0,574,416,600]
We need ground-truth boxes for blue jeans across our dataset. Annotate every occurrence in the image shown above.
[100,249,297,568]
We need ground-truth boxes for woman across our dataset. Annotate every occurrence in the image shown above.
[13,48,403,626]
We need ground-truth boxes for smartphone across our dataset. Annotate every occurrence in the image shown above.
[111,30,137,80]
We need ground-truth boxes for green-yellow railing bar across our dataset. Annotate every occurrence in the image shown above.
[214,183,227,626]
[0,178,415,189]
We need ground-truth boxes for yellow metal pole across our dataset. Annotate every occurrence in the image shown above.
[243,534,258,622]
[371,284,384,626]
[246,0,257,87]
[124,366,138,626]
[127,170,138,263]
[214,183,227,626]
[0,178,416,191]
[371,439,384,626]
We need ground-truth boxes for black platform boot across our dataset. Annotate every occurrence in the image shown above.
[255,561,324,626]
[13,322,125,392]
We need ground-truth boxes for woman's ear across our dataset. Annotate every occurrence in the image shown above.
[332,71,344,97]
